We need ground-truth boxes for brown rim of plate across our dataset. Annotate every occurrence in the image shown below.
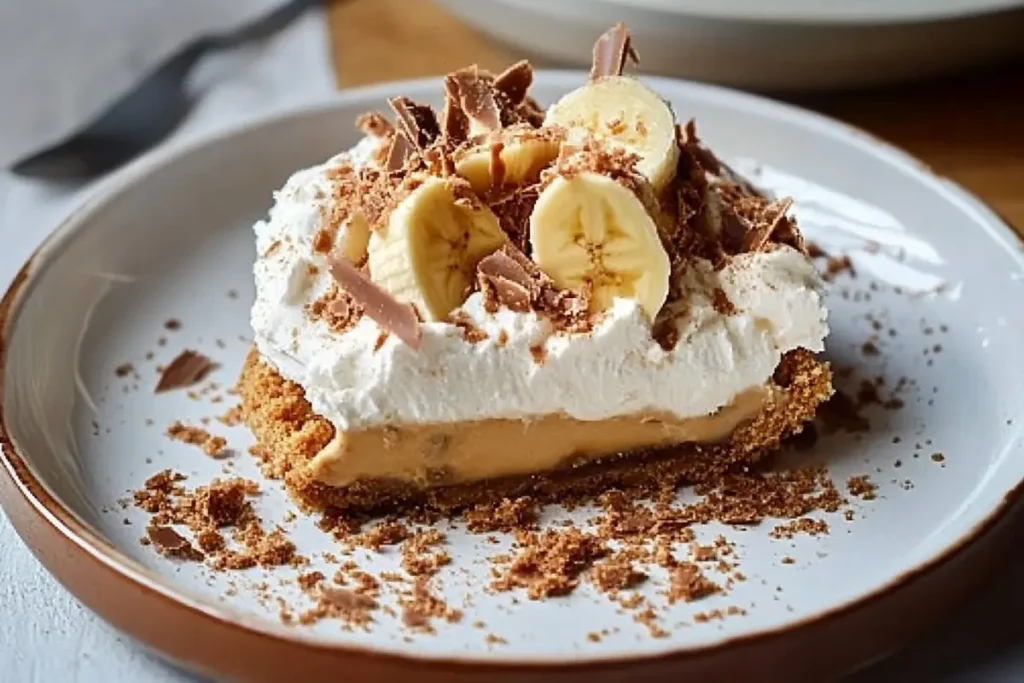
[1,189,1023,683]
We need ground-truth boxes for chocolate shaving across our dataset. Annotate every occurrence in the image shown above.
[742,198,794,252]
[388,97,440,151]
[720,206,749,254]
[492,60,533,106]
[442,77,471,143]
[147,525,203,561]
[485,184,539,252]
[447,67,502,133]
[517,96,546,128]
[155,350,215,393]
[590,23,639,80]
[477,247,535,312]
[355,112,393,138]
[327,253,422,349]
[385,131,414,171]
[328,296,351,319]
[679,120,721,175]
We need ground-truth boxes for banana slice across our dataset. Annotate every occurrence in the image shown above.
[368,177,507,321]
[530,172,669,319]
[455,130,560,192]
[544,76,678,192]
[335,213,371,264]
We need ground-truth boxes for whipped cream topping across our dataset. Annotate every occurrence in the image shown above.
[251,140,828,432]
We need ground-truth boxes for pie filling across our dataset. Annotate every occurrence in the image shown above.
[308,386,773,488]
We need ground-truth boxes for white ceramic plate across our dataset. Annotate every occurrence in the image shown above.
[434,0,1024,90]
[2,73,1023,682]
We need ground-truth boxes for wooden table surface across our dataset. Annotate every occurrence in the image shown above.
[328,0,1023,234]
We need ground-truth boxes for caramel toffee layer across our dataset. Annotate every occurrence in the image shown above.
[239,348,832,515]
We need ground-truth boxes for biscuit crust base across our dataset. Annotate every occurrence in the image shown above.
[238,347,832,516]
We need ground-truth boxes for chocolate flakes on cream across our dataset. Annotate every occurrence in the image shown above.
[246,22,827,475]
[326,254,422,349]
[590,23,639,80]
[309,30,802,350]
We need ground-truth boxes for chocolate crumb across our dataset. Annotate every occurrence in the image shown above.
[312,229,334,254]
[529,344,546,365]
[299,587,378,628]
[465,497,539,533]
[217,406,243,427]
[297,571,325,593]
[166,421,229,458]
[357,520,410,550]
[770,518,829,539]
[202,436,228,458]
[398,577,462,632]
[401,529,451,576]
[155,350,216,393]
[592,554,647,594]
[667,562,720,603]
[847,475,878,500]
[491,528,607,599]
[823,255,855,281]
[147,525,203,561]
[355,111,394,138]
[807,242,828,259]
[711,288,737,315]
[633,606,669,638]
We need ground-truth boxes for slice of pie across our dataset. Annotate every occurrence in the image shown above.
[239,25,832,515]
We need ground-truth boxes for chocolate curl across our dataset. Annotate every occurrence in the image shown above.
[384,131,413,171]
[742,198,795,253]
[442,75,471,144]
[388,97,441,151]
[327,254,422,349]
[590,23,639,81]
[156,350,216,392]
[477,247,536,312]
[679,120,721,175]
[517,96,546,127]
[447,66,503,133]
[492,60,533,106]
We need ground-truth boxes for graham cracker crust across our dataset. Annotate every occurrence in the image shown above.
[238,347,832,516]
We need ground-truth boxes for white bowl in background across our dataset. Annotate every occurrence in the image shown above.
[434,0,1024,90]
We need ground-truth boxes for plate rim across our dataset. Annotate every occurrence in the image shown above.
[1,72,1023,678]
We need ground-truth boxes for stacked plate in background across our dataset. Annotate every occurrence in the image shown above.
[434,0,1024,90]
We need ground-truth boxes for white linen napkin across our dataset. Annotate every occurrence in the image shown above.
[0,6,336,287]
[0,0,311,169]
[0,12,335,678]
